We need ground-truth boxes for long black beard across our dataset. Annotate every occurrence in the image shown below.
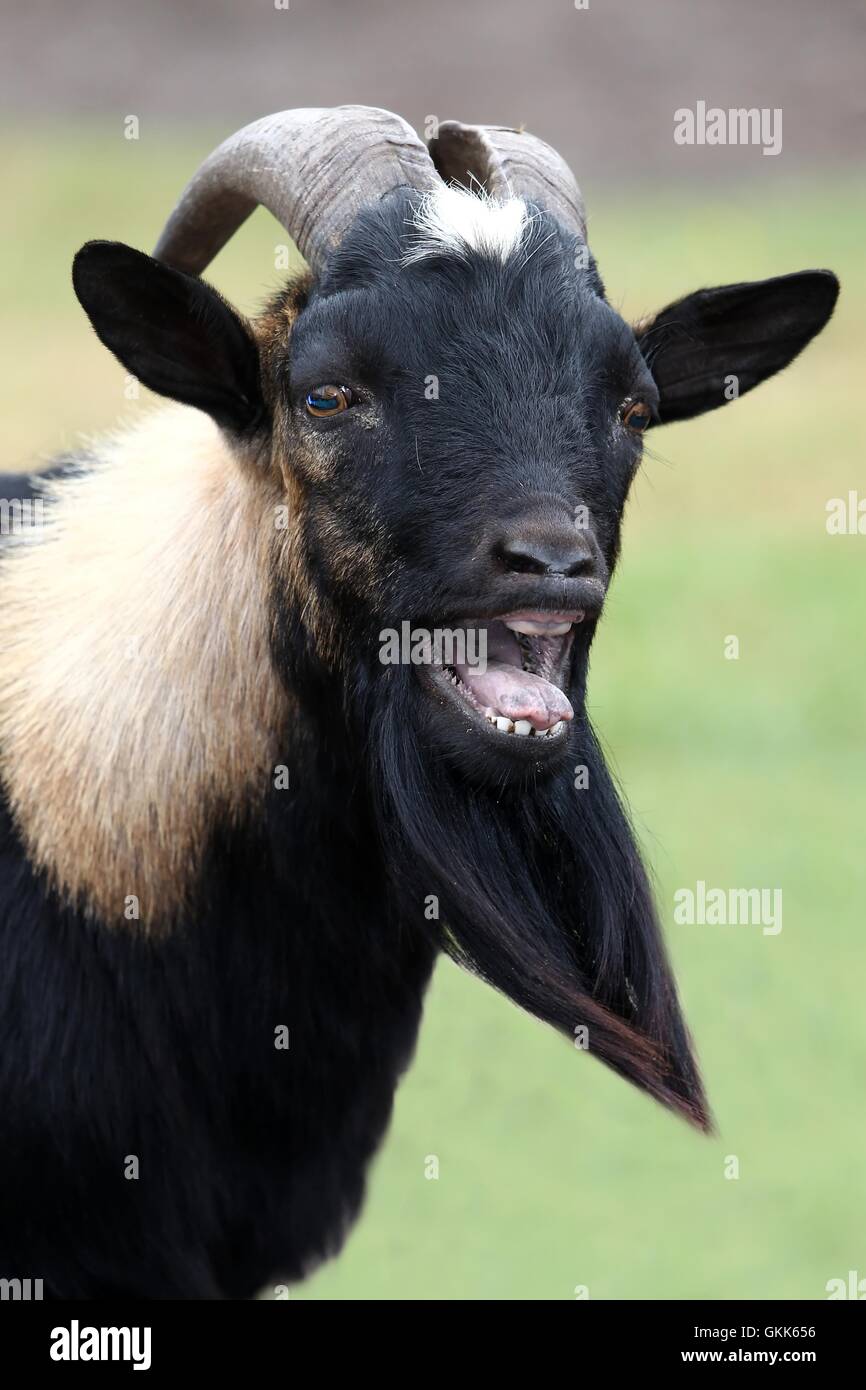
[367,673,712,1133]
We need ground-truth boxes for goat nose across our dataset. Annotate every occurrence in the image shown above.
[494,527,598,578]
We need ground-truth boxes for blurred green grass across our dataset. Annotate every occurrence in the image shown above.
[3,124,864,1300]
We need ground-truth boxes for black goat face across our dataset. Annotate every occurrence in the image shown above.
[72,192,837,788]
[280,191,658,780]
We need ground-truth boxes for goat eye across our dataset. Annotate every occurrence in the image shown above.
[621,399,652,432]
[305,385,353,417]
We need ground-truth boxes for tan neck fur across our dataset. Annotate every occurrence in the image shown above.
[0,405,290,928]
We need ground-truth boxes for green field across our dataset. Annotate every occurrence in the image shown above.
[3,126,864,1300]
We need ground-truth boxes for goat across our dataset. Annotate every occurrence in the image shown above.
[0,106,838,1299]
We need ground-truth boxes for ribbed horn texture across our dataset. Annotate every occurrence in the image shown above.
[154,105,442,275]
[428,120,587,241]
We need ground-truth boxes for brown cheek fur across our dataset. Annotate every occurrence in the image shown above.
[0,407,294,931]
[260,287,389,666]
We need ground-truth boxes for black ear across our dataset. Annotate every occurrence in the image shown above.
[635,269,839,425]
[72,240,265,433]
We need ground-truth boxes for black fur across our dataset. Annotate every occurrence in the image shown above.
[636,269,839,423]
[0,769,436,1298]
[0,472,45,502]
[0,191,838,1297]
[73,241,266,434]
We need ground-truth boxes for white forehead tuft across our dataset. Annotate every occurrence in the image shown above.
[402,185,531,266]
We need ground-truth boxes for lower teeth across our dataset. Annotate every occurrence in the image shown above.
[484,715,566,738]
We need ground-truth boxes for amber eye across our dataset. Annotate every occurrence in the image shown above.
[305,385,353,417]
[621,400,652,432]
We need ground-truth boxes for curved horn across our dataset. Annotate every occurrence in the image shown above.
[154,105,441,276]
[427,120,587,241]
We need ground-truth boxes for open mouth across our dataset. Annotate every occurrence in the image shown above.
[430,610,583,740]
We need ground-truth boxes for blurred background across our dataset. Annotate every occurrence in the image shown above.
[2,0,864,1299]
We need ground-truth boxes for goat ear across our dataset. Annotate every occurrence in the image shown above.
[635,269,839,425]
[72,240,265,433]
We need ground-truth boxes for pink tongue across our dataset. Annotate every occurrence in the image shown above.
[455,659,574,731]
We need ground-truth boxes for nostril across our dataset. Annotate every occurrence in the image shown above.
[495,533,597,578]
[564,551,594,579]
[495,540,551,576]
